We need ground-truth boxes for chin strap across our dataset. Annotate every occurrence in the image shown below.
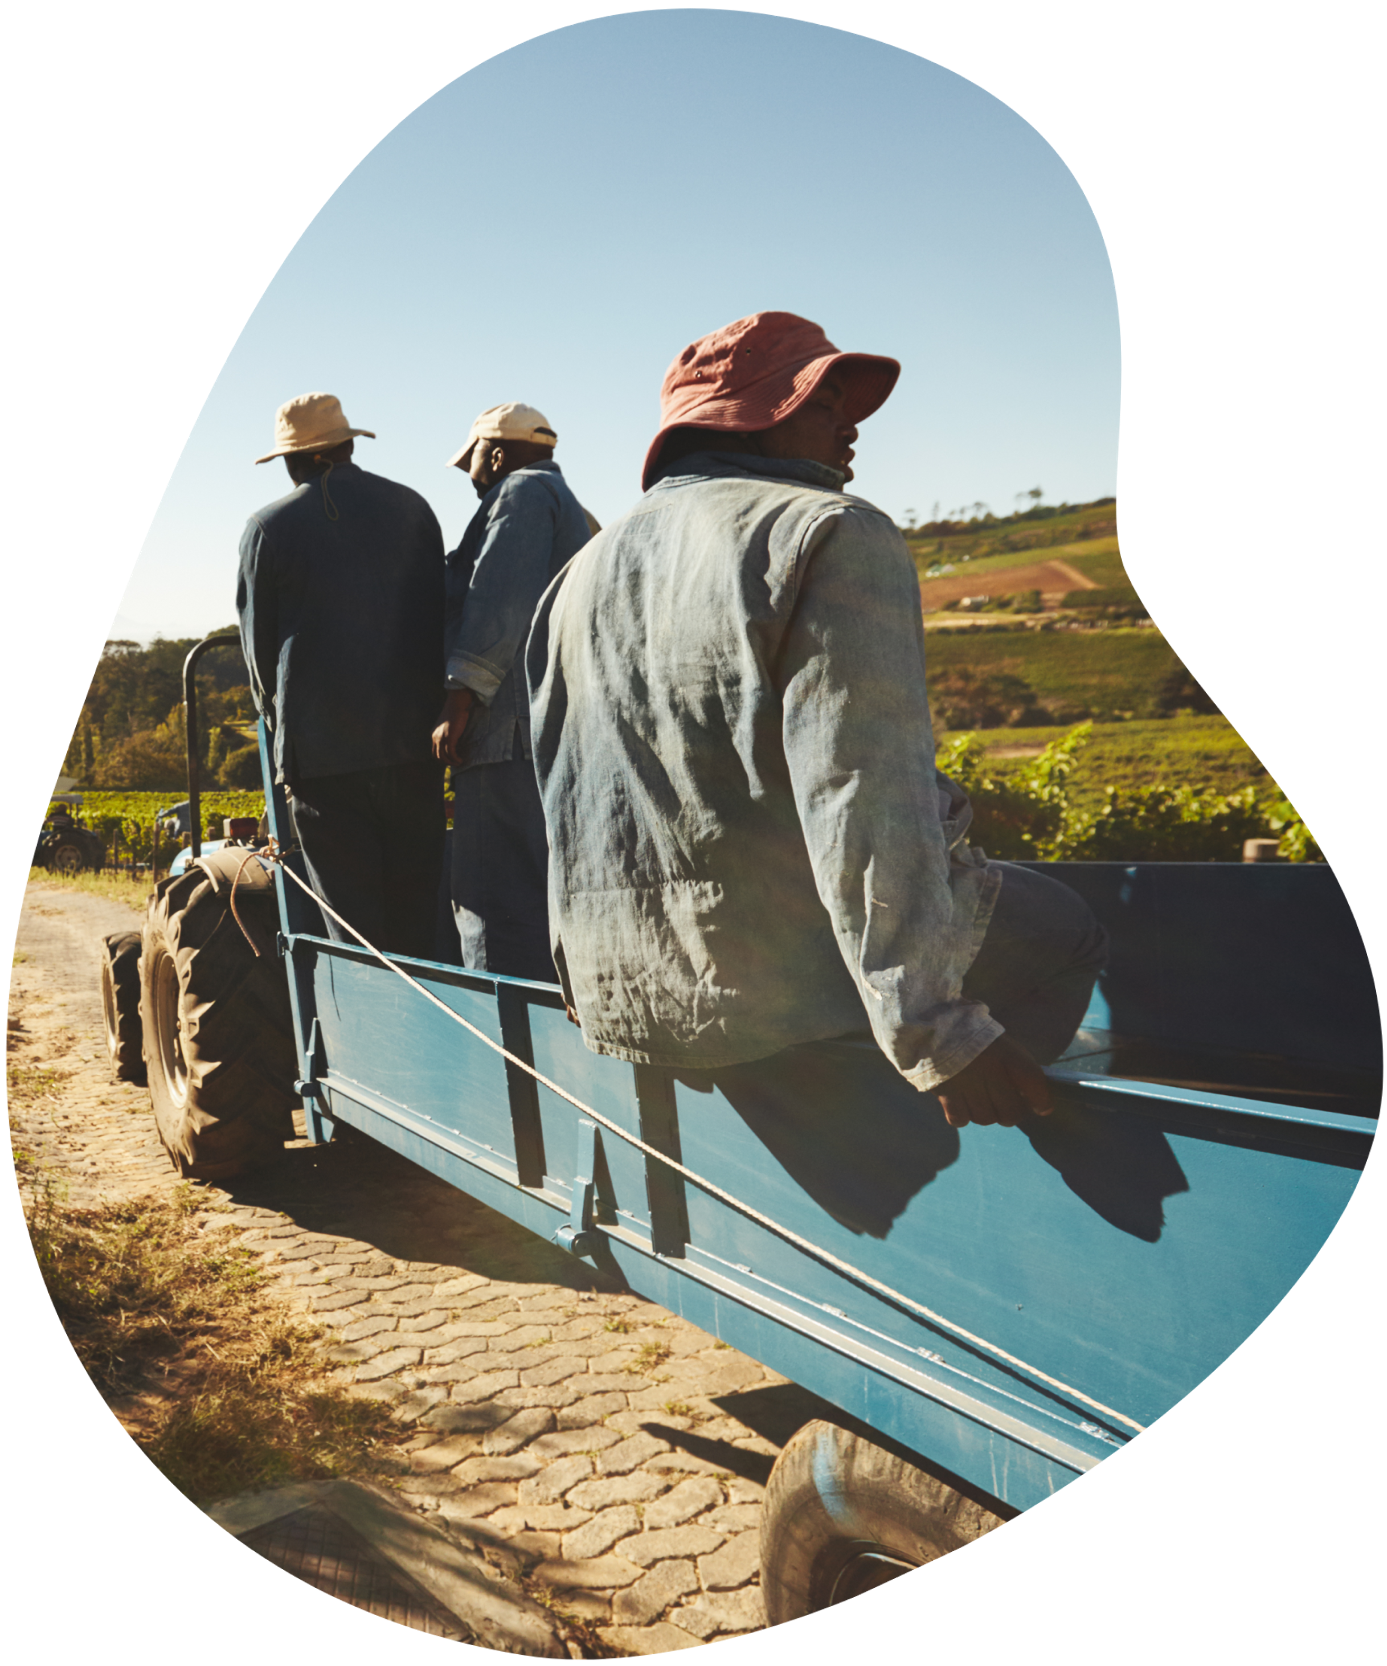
[318,458,340,522]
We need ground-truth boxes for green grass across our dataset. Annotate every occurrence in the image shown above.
[919,546,1030,579]
[958,715,1273,815]
[925,626,1184,719]
[908,501,1118,574]
[623,1340,673,1375]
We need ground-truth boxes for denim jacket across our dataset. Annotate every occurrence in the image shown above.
[444,460,593,769]
[526,453,1003,1090]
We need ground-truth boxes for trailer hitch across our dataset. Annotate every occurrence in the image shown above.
[553,1118,599,1256]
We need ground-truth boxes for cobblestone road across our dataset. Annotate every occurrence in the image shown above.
[10,880,836,1655]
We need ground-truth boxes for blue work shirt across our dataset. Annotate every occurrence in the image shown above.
[444,459,593,769]
[237,462,445,785]
[526,453,1003,1091]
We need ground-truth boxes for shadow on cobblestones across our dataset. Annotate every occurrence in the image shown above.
[13,882,787,1651]
[220,1134,617,1295]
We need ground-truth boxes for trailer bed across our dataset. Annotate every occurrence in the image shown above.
[260,831,1380,1520]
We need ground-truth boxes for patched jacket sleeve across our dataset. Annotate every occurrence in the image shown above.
[445,476,559,704]
[775,508,1003,1090]
[236,517,279,724]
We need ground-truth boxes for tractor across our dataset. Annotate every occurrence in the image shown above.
[34,792,105,875]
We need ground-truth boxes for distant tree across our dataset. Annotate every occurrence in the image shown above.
[220,742,264,788]
[63,631,254,787]
[206,724,250,785]
[92,724,187,789]
[930,665,1052,731]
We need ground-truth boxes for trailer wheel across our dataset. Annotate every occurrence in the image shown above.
[100,931,146,1085]
[138,865,299,1181]
[759,1421,1006,1623]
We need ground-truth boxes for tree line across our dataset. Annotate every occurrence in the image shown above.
[60,634,262,791]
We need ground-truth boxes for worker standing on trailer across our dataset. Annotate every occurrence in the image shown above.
[527,313,1107,1129]
[237,392,446,959]
[432,403,596,980]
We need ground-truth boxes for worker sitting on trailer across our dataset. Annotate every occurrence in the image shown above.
[526,312,1107,1130]
[237,392,447,959]
[432,403,596,981]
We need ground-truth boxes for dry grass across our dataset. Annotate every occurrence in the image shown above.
[21,1172,410,1505]
[28,867,150,913]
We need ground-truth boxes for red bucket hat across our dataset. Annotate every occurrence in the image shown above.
[642,311,900,489]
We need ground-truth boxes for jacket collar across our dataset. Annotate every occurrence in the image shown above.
[648,451,848,494]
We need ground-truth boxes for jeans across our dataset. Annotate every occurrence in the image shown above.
[820,860,1108,1069]
[959,860,1110,1064]
[290,761,445,960]
[451,759,557,982]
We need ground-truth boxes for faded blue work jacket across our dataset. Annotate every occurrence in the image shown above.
[237,462,445,785]
[444,460,593,770]
[526,453,1003,1091]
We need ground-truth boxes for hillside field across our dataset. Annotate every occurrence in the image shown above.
[921,537,1128,593]
[909,497,1138,618]
[924,625,1185,721]
[957,715,1273,815]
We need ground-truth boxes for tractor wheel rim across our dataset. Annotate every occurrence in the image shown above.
[826,1546,918,1606]
[154,954,189,1103]
[54,846,81,873]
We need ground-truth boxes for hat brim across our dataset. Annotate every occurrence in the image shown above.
[641,351,899,490]
[255,427,375,464]
[445,434,559,469]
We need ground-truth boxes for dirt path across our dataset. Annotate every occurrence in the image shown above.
[8,878,842,1654]
[1046,558,1099,592]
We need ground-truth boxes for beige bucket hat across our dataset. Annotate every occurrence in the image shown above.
[446,402,557,468]
[255,392,376,464]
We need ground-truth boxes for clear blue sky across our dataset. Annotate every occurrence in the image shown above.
[115,8,1118,642]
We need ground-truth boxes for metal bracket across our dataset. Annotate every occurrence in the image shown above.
[276,931,288,959]
[296,1017,338,1144]
[293,1017,322,1100]
[553,1119,599,1256]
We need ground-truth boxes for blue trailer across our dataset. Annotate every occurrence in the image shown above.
[118,639,1379,1622]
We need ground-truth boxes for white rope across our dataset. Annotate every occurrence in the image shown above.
[269,850,1145,1436]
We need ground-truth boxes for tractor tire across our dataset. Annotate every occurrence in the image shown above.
[99,931,146,1084]
[48,835,89,875]
[138,862,299,1181]
[759,1421,1007,1624]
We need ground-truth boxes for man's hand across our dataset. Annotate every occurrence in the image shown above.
[432,688,475,764]
[935,1033,1053,1130]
